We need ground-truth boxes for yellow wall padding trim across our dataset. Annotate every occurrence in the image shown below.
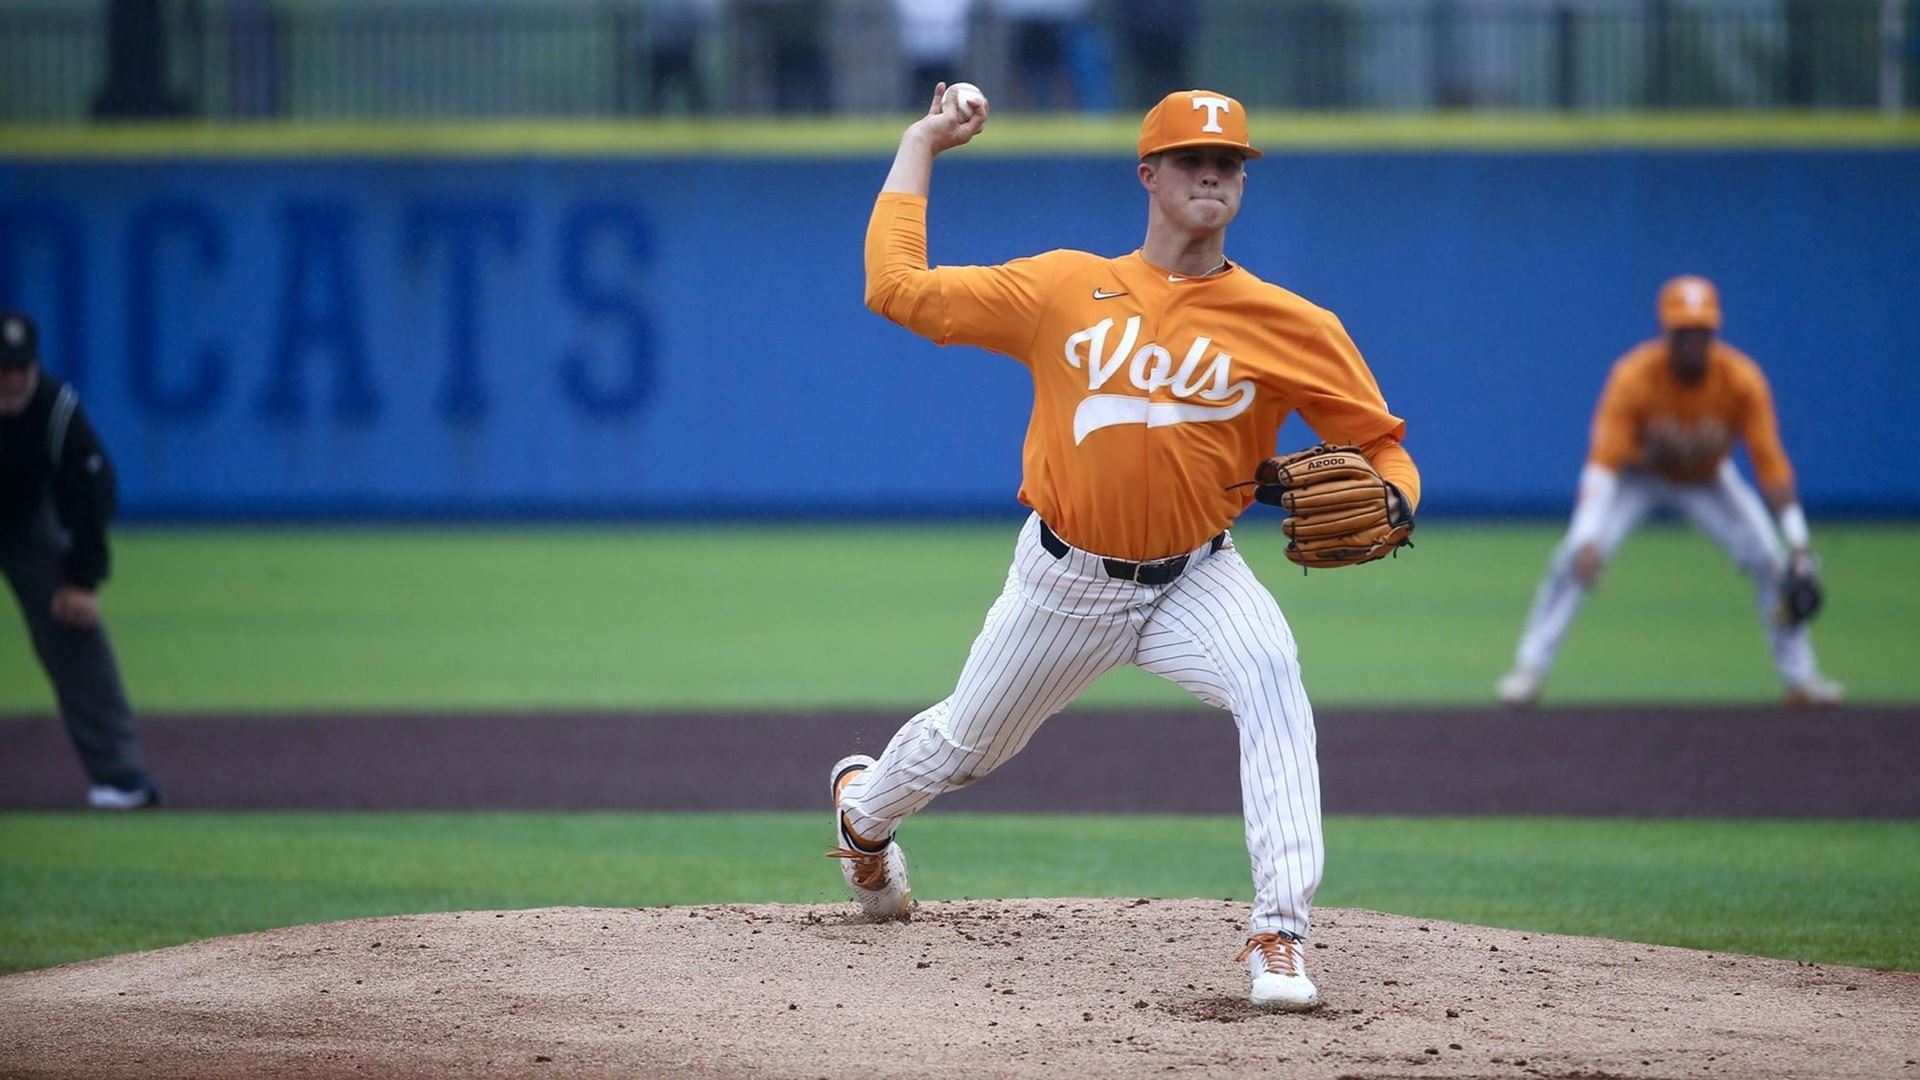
[2,113,1917,160]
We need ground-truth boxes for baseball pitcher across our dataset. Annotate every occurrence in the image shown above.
[1498,276,1843,708]
[829,85,1422,1012]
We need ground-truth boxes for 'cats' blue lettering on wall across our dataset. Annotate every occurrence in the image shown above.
[0,152,1914,516]
[127,198,228,419]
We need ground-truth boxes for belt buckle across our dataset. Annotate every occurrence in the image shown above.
[1131,553,1186,586]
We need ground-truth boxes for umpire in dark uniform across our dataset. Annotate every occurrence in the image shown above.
[1,311,160,809]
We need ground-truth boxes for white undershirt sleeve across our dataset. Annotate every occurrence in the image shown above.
[1778,503,1811,551]
[1566,464,1620,549]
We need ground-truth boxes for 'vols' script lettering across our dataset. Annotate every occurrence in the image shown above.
[1063,316,1256,444]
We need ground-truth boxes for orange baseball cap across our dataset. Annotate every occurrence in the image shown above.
[1658,275,1723,331]
[1138,89,1262,160]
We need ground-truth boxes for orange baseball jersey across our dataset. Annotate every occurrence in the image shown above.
[1588,339,1793,488]
[866,192,1417,561]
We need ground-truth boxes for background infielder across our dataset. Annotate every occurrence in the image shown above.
[829,84,1422,1011]
[1498,276,1844,708]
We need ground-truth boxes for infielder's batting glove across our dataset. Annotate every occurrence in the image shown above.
[1243,443,1414,569]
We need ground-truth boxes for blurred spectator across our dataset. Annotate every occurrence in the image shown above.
[739,0,834,113]
[895,0,974,102]
[988,0,1092,111]
[1114,0,1191,109]
[91,0,190,119]
[0,312,160,811]
[645,0,720,114]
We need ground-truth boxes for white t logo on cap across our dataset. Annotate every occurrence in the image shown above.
[1191,96,1230,134]
[2,319,21,346]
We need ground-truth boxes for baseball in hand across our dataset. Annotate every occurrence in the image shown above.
[943,82,988,120]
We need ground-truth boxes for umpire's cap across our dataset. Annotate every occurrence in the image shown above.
[0,311,37,368]
[1138,89,1263,160]
[1658,276,1723,331]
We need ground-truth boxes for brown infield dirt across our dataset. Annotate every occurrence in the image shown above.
[2,900,1917,1080]
[2,706,1917,1078]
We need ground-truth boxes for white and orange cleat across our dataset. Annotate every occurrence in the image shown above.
[1238,931,1320,1012]
[1783,675,1846,709]
[827,754,912,921]
[1496,667,1544,709]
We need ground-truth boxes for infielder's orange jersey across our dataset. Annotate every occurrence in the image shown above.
[866,193,1417,561]
[1588,340,1793,489]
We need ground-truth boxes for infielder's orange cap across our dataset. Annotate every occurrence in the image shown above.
[1658,275,1723,331]
[1138,89,1263,160]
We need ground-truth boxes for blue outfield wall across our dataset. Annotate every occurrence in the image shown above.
[1,149,1916,518]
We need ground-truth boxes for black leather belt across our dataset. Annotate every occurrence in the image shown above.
[1038,520,1224,586]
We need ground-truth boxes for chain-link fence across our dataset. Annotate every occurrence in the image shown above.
[1,0,1911,121]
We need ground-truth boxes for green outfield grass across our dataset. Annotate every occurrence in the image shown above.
[1,812,1913,976]
[1,522,1914,712]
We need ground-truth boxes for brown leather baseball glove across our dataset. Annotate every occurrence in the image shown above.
[1250,443,1414,568]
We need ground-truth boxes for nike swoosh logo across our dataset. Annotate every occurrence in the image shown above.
[1092,288,1128,300]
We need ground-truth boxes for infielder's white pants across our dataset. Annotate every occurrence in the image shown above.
[841,513,1322,938]
[1512,460,1818,686]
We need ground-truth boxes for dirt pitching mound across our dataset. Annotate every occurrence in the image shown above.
[2,900,1915,1080]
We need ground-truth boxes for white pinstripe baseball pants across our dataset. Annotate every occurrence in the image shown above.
[841,513,1323,938]
[1512,460,1819,686]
